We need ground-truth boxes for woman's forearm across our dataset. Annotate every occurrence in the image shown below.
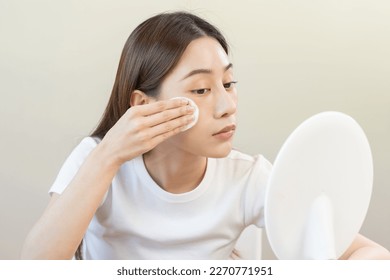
[20,143,120,259]
[347,246,390,260]
[340,234,390,260]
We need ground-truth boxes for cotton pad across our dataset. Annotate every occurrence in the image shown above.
[171,97,199,131]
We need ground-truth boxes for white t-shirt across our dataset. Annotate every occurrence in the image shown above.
[49,137,272,259]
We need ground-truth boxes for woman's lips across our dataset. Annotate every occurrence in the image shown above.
[213,124,236,140]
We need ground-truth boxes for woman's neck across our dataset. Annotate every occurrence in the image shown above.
[143,146,207,194]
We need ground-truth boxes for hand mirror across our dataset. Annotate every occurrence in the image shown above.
[264,112,373,259]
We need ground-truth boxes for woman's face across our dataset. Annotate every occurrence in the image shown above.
[156,36,237,158]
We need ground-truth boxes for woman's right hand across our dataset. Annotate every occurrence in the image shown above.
[99,98,195,167]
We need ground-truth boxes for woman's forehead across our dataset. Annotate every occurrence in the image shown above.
[172,37,231,78]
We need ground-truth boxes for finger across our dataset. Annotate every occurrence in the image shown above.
[147,114,195,139]
[133,98,189,117]
[147,118,195,148]
[145,104,195,127]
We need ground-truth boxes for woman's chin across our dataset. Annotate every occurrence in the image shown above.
[207,145,233,158]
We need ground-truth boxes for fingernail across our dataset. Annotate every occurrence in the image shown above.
[187,115,195,122]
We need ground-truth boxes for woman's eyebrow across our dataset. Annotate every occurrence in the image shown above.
[181,63,233,80]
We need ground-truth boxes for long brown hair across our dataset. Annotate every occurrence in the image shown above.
[76,11,229,259]
[91,11,228,139]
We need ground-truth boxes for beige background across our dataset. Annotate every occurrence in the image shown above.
[0,0,389,259]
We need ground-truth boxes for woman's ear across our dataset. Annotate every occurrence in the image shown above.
[130,90,152,106]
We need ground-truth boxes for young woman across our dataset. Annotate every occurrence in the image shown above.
[21,11,390,260]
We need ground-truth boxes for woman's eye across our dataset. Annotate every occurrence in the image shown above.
[191,88,209,95]
[223,81,238,90]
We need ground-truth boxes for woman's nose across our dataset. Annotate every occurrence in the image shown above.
[214,87,237,119]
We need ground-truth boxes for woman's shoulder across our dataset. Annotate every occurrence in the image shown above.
[55,136,102,168]
[48,136,101,195]
[70,136,101,155]
[79,136,101,146]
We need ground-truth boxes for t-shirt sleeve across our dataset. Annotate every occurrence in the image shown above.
[49,137,99,195]
[244,155,273,228]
